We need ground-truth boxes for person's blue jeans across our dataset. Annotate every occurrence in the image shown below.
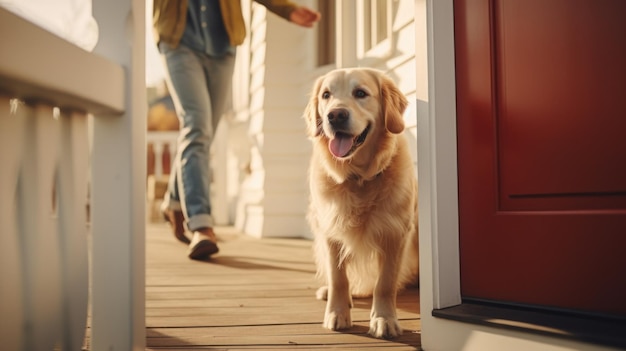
[159,42,235,231]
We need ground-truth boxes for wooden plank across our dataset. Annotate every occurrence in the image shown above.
[146,321,420,348]
[145,222,421,349]
[147,288,316,300]
[146,295,418,309]
[146,321,420,338]
[145,298,419,319]
[147,312,418,327]
[147,325,420,348]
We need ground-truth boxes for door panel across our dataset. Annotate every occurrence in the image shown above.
[495,0,626,211]
[455,0,626,317]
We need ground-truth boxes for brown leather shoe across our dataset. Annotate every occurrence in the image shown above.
[188,229,219,260]
[162,209,190,244]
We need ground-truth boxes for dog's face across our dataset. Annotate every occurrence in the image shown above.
[304,68,408,162]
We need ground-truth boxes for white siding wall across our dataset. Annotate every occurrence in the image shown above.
[358,0,419,172]
[231,1,315,238]
[333,0,419,202]
[228,0,416,239]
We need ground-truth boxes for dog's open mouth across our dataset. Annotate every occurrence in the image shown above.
[328,125,370,158]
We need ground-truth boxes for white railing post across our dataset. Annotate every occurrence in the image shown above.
[91,0,146,349]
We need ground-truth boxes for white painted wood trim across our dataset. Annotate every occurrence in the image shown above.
[0,7,124,115]
[212,122,230,225]
[418,0,461,312]
[90,0,146,349]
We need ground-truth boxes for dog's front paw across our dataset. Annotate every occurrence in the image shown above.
[369,316,402,339]
[323,308,352,330]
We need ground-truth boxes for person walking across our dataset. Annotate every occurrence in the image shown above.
[153,0,320,260]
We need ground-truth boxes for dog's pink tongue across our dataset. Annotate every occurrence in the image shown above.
[329,134,353,158]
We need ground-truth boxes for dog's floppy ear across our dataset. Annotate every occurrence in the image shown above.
[380,75,408,134]
[304,76,324,137]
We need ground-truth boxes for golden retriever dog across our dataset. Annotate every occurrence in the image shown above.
[304,68,419,339]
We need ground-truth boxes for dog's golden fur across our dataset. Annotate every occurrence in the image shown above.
[304,68,419,339]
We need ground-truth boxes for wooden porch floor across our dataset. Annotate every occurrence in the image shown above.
[145,222,422,350]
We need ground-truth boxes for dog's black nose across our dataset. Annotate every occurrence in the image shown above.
[327,108,349,126]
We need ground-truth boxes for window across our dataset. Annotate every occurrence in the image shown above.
[316,0,336,67]
[358,0,391,56]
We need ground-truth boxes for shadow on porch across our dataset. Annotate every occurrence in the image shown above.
[144,222,422,350]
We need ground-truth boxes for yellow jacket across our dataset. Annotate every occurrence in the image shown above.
[153,0,298,47]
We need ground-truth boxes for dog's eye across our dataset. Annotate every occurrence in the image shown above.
[354,89,368,99]
[321,91,330,99]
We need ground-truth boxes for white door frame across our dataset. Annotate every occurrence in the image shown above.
[416,0,462,311]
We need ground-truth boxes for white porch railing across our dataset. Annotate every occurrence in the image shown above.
[0,98,90,350]
[147,131,178,179]
[0,1,145,349]
[146,131,178,221]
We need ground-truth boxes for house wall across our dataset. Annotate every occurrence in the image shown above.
[226,0,417,239]
[226,0,315,238]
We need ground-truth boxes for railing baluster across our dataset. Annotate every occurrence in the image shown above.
[147,131,178,178]
[153,141,164,178]
[1,99,91,349]
[18,103,63,350]
[57,109,89,350]
[146,131,178,221]
[0,97,26,350]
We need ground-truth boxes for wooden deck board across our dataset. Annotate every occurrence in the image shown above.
[144,222,422,349]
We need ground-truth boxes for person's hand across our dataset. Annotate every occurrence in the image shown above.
[290,6,321,28]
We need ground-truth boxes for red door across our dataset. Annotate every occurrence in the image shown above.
[455,0,626,317]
